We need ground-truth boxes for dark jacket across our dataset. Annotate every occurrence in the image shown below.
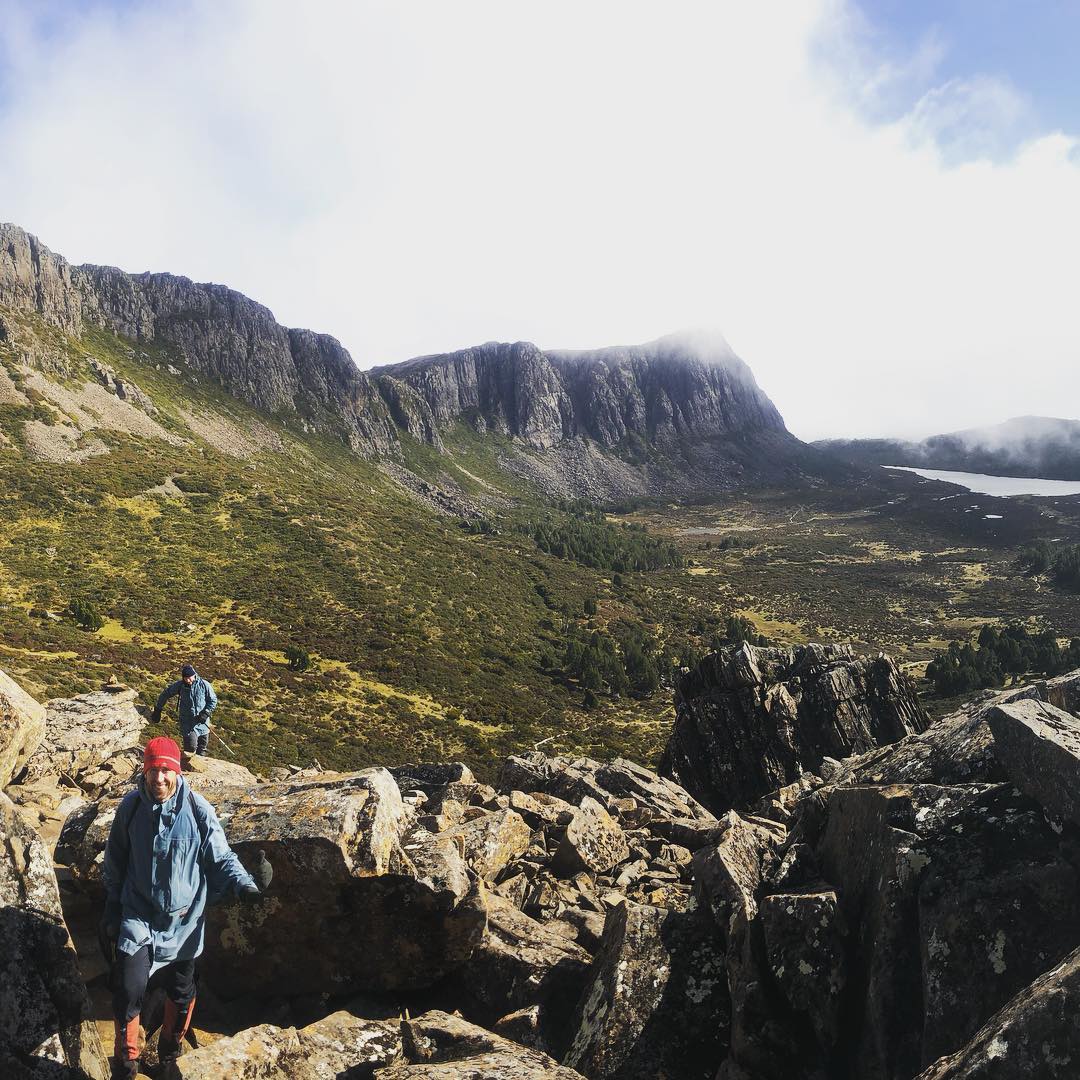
[155,674,217,737]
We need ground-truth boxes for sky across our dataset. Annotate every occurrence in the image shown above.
[0,1,1077,441]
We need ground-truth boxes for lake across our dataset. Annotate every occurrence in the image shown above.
[882,466,1080,498]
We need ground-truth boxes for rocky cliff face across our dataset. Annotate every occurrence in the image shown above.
[0,223,824,495]
[371,332,791,454]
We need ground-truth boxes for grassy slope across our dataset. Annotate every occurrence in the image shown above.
[0,312,676,777]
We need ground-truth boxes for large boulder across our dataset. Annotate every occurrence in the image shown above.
[987,698,1080,827]
[563,900,729,1080]
[0,667,46,789]
[379,1010,587,1078]
[168,1011,402,1079]
[916,945,1080,1079]
[499,752,713,823]
[20,688,143,786]
[441,808,533,881]
[553,796,629,875]
[661,642,929,812]
[446,894,591,1058]
[0,791,109,1080]
[56,768,489,999]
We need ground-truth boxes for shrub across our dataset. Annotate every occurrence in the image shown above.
[69,597,103,631]
[284,644,312,671]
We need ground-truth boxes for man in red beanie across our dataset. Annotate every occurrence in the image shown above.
[101,737,264,1078]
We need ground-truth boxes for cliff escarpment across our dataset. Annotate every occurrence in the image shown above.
[1,222,825,496]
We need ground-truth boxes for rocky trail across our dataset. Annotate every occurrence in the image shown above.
[2,645,1080,1078]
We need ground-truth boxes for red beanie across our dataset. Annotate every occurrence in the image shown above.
[143,736,182,774]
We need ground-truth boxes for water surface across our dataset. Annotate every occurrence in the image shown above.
[882,466,1080,498]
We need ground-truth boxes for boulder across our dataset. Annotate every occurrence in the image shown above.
[916,945,1080,1079]
[812,782,1080,1075]
[760,890,847,1051]
[447,894,591,1058]
[19,688,143,786]
[987,699,1080,827]
[661,642,929,813]
[57,768,489,998]
[692,811,779,926]
[389,762,476,795]
[169,1011,401,1079]
[0,667,46,788]
[0,791,109,1080]
[379,1010,587,1078]
[553,796,629,875]
[563,901,729,1080]
[442,808,533,881]
[498,751,713,822]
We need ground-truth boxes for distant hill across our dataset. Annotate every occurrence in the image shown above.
[815,416,1080,481]
[0,223,844,499]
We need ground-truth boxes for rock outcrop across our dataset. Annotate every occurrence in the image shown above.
[662,642,930,812]
[703,672,1080,1080]
[0,791,109,1079]
[0,666,46,788]
[916,945,1080,1079]
[6,662,1080,1079]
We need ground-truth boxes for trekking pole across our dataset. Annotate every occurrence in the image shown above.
[210,727,237,757]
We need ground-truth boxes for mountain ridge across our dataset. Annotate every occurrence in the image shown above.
[1,222,827,497]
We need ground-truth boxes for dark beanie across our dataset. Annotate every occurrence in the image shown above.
[181,664,197,678]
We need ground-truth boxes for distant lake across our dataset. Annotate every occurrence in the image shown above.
[882,465,1080,498]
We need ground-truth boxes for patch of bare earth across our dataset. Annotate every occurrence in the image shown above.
[144,475,188,498]
[22,369,185,445]
[179,409,283,458]
[22,421,109,463]
[0,364,27,404]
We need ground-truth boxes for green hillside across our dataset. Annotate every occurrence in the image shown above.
[0,310,691,777]
[6,308,1080,780]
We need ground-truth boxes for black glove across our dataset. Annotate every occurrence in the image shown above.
[97,915,119,966]
[151,710,161,724]
[238,884,263,904]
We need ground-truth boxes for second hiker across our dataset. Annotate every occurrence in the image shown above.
[152,664,217,756]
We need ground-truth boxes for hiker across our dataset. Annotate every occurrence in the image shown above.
[152,664,217,756]
[100,736,264,1078]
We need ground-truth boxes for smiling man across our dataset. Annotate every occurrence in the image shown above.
[101,737,264,1079]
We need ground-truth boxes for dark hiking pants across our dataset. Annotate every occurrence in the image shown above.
[112,946,196,1022]
[182,731,209,755]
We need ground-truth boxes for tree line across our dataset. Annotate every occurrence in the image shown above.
[1017,541,1080,589]
[518,503,683,573]
[925,622,1080,697]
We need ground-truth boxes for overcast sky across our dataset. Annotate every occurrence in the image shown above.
[1,0,1078,440]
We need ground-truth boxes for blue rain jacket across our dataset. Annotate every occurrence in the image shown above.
[155,674,217,737]
[102,775,254,966]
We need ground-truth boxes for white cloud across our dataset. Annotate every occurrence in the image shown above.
[0,0,1077,441]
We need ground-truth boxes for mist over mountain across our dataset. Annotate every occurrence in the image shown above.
[0,222,843,499]
[816,415,1080,481]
